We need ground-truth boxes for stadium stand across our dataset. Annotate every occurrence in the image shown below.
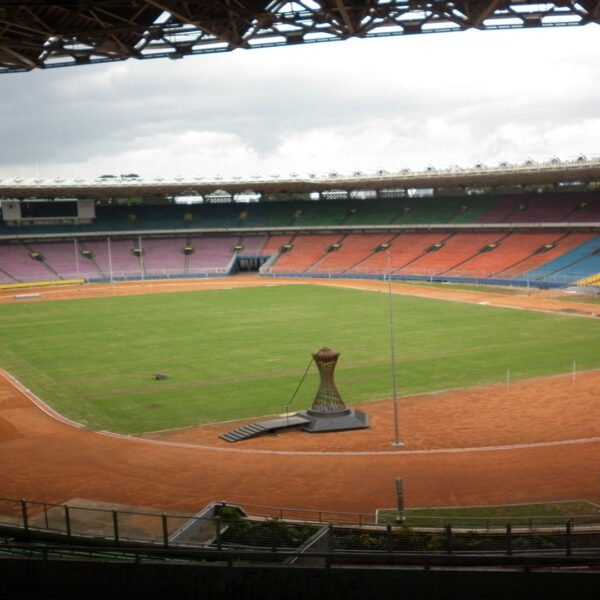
[90,239,141,280]
[442,232,562,278]
[260,235,294,256]
[393,198,465,224]
[524,234,600,283]
[271,234,344,273]
[2,189,600,285]
[137,238,186,276]
[0,243,58,281]
[571,197,600,222]
[29,241,101,280]
[307,233,394,273]
[351,232,448,274]
[502,232,595,277]
[0,264,16,283]
[404,232,504,277]
[506,195,581,223]
[186,236,238,274]
[236,235,267,254]
[476,196,526,223]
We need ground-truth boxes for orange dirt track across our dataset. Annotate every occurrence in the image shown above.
[1,276,600,515]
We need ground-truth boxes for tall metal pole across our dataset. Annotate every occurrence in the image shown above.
[387,251,403,447]
[74,239,80,279]
[139,235,144,281]
[108,237,113,283]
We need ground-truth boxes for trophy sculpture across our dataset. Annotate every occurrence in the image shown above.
[220,346,369,442]
[299,347,370,433]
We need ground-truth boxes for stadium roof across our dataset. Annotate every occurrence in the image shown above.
[1,0,599,73]
[1,156,600,199]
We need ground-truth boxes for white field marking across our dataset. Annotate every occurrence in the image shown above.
[312,280,598,318]
[3,366,600,457]
[96,429,600,457]
[0,368,84,429]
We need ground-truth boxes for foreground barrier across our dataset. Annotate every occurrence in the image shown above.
[2,497,600,559]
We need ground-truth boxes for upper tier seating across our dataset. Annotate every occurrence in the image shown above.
[2,192,600,236]
[475,192,600,224]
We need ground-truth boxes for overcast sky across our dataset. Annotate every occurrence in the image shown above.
[1,24,600,180]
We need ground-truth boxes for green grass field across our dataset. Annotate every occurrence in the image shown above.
[1,284,599,434]
[378,501,600,527]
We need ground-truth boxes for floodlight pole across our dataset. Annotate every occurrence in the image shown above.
[107,237,114,284]
[74,239,80,278]
[387,251,403,447]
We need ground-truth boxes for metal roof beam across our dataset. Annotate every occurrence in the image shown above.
[0,1,597,72]
[466,0,506,27]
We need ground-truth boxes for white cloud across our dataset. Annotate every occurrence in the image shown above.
[1,24,600,179]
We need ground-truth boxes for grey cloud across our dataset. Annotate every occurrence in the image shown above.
[2,25,600,175]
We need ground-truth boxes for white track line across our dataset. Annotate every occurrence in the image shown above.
[3,367,600,457]
[0,368,83,429]
[97,430,600,457]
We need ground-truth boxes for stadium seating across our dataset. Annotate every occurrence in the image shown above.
[570,197,600,222]
[2,189,600,285]
[307,233,394,273]
[186,236,237,274]
[504,232,595,276]
[0,268,15,284]
[524,234,600,283]
[407,233,505,277]
[271,234,345,273]
[236,235,267,255]
[29,241,101,280]
[85,239,142,280]
[0,243,58,281]
[138,238,186,276]
[353,232,449,274]
[476,196,526,223]
[507,195,581,223]
[261,235,294,256]
[447,232,564,278]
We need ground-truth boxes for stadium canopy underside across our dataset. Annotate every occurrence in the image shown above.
[1,0,599,73]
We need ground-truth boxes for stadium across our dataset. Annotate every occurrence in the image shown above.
[2,1,600,598]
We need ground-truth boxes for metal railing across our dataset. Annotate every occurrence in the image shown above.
[2,497,600,558]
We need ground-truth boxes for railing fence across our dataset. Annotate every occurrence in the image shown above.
[2,497,600,557]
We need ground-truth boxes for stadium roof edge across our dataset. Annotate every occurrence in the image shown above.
[2,157,600,200]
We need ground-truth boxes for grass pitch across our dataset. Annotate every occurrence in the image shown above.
[0,283,599,434]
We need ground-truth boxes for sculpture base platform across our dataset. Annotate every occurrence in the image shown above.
[296,408,370,433]
[220,409,370,443]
